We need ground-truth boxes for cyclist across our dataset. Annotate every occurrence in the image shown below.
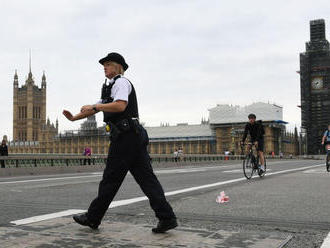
[321,124,330,153]
[241,113,265,172]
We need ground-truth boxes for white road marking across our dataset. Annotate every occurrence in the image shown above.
[10,163,323,226]
[10,209,86,225]
[321,232,330,248]
[0,175,101,185]
[223,169,242,173]
[0,166,233,185]
[224,169,272,173]
[303,168,328,174]
[156,168,206,174]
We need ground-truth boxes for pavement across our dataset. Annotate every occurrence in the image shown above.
[0,159,329,247]
[0,217,291,248]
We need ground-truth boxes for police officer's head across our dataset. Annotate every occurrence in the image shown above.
[328,124,330,130]
[248,113,256,124]
[99,52,128,78]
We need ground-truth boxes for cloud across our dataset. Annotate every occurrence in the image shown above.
[1,0,329,139]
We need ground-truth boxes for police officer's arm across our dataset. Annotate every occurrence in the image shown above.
[62,109,94,121]
[81,101,127,113]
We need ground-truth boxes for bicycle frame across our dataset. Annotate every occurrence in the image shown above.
[242,143,259,164]
[241,143,266,179]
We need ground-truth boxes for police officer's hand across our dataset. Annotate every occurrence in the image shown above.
[62,110,74,121]
[81,105,93,113]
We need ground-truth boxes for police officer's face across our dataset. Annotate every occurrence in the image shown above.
[103,61,117,78]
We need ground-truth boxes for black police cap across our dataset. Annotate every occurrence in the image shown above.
[99,52,129,71]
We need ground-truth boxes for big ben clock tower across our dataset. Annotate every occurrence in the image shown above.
[300,19,330,154]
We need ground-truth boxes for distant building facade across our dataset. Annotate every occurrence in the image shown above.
[146,123,216,154]
[300,19,330,154]
[209,102,299,155]
[8,65,299,155]
[11,67,58,153]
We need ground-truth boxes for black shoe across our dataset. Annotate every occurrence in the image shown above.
[152,218,178,233]
[73,213,99,230]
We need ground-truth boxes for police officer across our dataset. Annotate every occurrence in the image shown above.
[62,52,177,233]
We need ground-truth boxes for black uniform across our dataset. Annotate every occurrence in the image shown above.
[242,121,265,152]
[86,76,176,224]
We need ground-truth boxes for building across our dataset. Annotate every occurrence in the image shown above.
[146,123,216,154]
[300,19,330,154]
[8,62,299,155]
[11,63,59,153]
[209,102,299,155]
[13,66,48,141]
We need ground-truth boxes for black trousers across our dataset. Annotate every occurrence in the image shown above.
[87,130,176,224]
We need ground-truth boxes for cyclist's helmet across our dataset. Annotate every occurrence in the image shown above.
[248,113,256,119]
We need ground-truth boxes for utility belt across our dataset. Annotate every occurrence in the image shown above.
[106,118,141,142]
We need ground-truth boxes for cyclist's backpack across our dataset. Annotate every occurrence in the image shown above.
[257,120,265,135]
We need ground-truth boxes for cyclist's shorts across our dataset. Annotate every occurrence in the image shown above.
[256,139,264,152]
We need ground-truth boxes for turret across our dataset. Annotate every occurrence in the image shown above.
[13,70,18,88]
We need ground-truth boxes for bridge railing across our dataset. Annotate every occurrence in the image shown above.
[0,153,304,168]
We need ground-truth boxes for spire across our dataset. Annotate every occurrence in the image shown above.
[26,50,34,85]
[29,49,31,73]
[41,70,46,88]
[14,70,18,87]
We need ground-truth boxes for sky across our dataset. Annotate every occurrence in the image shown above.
[1,0,329,140]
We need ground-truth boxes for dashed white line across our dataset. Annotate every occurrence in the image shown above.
[10,163,323,226]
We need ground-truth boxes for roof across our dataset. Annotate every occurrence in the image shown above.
[209,102,283,124]
[145,124,213,140]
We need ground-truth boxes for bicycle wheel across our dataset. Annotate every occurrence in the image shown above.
[326,154,330,172]
[258,157,267,177]
[243,154,254,179]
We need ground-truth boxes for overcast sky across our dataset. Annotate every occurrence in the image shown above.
[1,0,329,140]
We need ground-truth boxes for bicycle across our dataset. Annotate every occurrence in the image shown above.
[325,144,330,172]
[241,143,266,179]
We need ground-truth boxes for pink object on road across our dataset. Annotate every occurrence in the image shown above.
[216,191,229,203]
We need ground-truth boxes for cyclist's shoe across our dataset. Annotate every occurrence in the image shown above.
[258,165,265,175]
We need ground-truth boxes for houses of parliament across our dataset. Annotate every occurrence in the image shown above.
[7,62,300,156]
[17,19,330,157]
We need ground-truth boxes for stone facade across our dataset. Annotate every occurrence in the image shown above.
[212,122,299,155]
[9,67,299,155]
[209,103,299,155]
[300,19,330,154]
